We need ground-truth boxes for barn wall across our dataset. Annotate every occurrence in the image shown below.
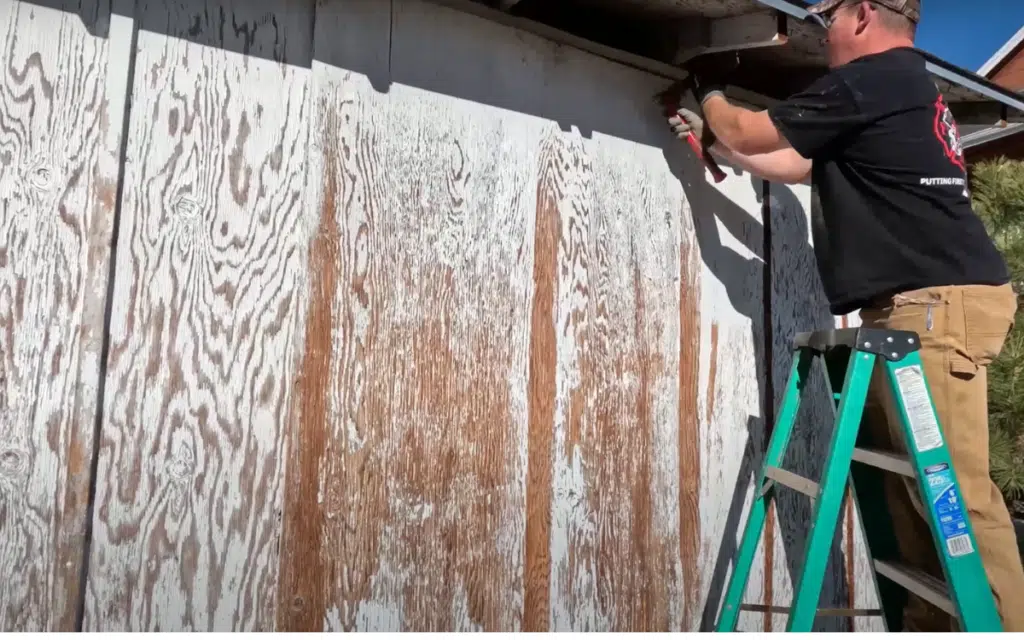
[1,0,880,632]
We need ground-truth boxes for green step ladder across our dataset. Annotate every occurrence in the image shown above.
[714,327,1003,632]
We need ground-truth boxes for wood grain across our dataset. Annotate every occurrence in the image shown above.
[540,123,697,632]
[276,1,540,630]
[523,131,560,632]
[82,0,314,630]
[683,173,764,632]
[0,1,131,631]
[679,240,702,631]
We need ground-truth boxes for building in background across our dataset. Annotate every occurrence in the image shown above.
[964,25,1024,168]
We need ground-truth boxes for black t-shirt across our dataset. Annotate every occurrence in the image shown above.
[768,47,1009,316]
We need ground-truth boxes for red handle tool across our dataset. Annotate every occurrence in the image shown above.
[657,85,728,184]
[684,131,727,183]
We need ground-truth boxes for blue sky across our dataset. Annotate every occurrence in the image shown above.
[807,0,1024,72]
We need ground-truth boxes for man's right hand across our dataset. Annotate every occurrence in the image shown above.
[669,107,716,148]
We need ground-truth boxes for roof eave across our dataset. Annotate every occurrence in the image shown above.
[752,0,1024,115]
[963,123,1024,150]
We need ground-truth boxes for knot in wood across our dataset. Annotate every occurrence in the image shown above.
[27,161,54,192]
[172,195,202,221]
[166,443,196,482]
[0,447,29,478]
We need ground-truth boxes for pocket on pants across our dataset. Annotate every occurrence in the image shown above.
[960,287,1017,368]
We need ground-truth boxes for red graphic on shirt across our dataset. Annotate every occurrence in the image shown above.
[933,94,965,172]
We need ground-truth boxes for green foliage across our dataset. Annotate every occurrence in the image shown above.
[972,158,1024,510]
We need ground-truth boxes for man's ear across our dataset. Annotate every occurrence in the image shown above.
[855,0,873,33]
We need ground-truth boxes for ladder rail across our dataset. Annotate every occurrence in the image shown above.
[714,348,815,632]
[785,350,876,631]
[713,328,1004,633]
[882,353,1003,631]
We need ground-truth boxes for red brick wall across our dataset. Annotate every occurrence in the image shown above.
[964,41,1024,170]
[991,42,1024,91]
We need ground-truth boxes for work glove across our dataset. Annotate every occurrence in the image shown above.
[691,77,726,107]
[668,106,716,148]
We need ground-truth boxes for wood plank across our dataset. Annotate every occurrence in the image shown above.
[544,131,688,632]
[387,3,766,632]
[0,1,132,631]
[82,0,315,630]
[690,172,766,633]
[275,0,540,631]
[385,2,767,631]
[389,2,702,631]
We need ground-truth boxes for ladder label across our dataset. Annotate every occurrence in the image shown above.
[894,365,944,452]
[924,463,974,558]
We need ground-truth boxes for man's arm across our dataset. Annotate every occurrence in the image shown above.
[702,94,793,157]
[696,71,865,172]
[709,142,812,185]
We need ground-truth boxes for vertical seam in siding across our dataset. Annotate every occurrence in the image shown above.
[73,8,142,632]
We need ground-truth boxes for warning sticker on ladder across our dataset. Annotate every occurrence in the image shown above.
[894,365,944,453]
[924,463,974,558]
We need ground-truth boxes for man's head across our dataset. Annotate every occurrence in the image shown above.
[809,0,919,68]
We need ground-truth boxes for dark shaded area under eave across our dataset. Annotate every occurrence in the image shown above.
[496,0,1020,125]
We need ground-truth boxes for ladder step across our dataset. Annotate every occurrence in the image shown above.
[873,559,955,617]
[764,466,818,499]
[739,603,883,617]
[852,447,914,477]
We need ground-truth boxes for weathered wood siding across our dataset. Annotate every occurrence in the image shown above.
[1,0,880,632]
[0,0,133,631]
[82,0,315,630]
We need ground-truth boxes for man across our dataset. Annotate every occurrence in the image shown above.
[668,0,1024,632]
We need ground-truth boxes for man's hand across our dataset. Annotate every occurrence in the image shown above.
[668,106,716,149]
[668,104,812,185]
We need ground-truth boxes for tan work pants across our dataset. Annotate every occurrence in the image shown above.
[858,282,1024,631]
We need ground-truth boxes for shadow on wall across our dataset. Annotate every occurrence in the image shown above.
[24,0,318,66]
[663,147,850,631]
[761,177,851,633]
[35,0,697,148]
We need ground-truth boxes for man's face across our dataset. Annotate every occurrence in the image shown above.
[820,1,869,67]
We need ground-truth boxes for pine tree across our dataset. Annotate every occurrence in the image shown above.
[972,157,1024,515]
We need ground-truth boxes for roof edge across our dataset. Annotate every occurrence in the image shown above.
[753,0,1024,114]
[963,123,1024,150]
[977,25,1024,78]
